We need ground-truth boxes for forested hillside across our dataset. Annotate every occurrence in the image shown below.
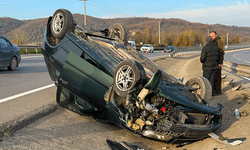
[1,13,250,46]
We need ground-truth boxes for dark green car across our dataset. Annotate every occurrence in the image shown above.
[42,9,223,144]
[0,35,21,71]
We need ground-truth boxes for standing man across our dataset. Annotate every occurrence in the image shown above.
[200,36,220,96]
[210,31,224,95]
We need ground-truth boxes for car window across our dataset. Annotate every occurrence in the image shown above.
[0,38,7,48]
[6,40,11,47]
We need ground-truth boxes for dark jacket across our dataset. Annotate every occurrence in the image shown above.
[213,36,224,64]
[200,42,220,71]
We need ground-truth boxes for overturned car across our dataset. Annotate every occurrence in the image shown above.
[41,9,223,144]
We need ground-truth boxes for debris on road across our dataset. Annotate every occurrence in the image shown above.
[224,79,234,85]
[221,74,227,79]
[106,139,142,150]
[241,110,248,117]
[208,133,243,146]
[232,83,243,91]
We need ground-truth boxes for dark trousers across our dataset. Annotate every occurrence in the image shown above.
[203,70,217,94]
[214,68,221,93]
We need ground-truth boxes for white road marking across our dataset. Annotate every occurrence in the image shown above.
[149,56,169,59]
[245,61,250,63]
[241,76,250,81]
[237,58,241,60]
[0,84,55,104]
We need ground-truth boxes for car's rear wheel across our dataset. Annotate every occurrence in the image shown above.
[51,9,74,39]
[185,76,212,103]
[113,59,146,97]
[108,23,128,42]
[8,57,17,71]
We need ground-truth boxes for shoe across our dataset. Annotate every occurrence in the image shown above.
[212,93,222,96]
[215,92,222,95]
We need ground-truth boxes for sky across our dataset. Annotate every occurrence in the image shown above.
[1,0,250,27]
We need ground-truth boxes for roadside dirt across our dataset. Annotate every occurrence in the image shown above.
[0,54,250,150]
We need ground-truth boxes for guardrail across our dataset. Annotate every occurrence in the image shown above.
[18,45,41,53]
[136,43,250,52]
[223,61,250,78]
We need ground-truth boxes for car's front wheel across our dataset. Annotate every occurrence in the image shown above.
[8,57,17,71]
[185,76,212,103]
[51,9,74,39]
[113,59,147,97]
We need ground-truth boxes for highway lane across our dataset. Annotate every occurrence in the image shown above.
[225,48,250,66]
[139,51,170,58]
[0,54,53,100]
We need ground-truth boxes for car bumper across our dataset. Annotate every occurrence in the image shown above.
[140,49,150,52]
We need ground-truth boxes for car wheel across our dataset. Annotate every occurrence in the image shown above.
[108,23,128,42]
[113,59,147,97]
[8,57,17,71]
[185,76,212,103]
[51,9,74,39]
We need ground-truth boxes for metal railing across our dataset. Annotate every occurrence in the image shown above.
[18,45,41,53]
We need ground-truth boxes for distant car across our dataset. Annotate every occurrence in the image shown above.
[128,41,136,50]
[140,44,154,53]
[0,35,21,71]
[164,46,176,53]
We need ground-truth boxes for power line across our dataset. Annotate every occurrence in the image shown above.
[91,0,126,15]
[88,0,134,18]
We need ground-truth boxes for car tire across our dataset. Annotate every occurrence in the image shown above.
[108,23,129,42]
[7,57,17,71]
[185,76,212,103]
[51,9,74,39]
[113,59,147,97]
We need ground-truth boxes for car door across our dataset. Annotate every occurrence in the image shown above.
[0,38,13,66]
[58,51,113,111]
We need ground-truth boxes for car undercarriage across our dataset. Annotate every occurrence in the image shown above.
[41,9,223,144]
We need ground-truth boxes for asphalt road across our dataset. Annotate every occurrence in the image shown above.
[139,50,171,58]
[225,48,250,65]
[0,54,53,100]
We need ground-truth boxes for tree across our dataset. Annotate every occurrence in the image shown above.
[193,31,204,46]
[230,37,240,44]
[151,35,159,45]
[163,32,175,46]
[134,31,143,44]
[143,28,152,44]
[220,36,226,45]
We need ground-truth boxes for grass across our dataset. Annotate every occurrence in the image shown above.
[0,128,11,136]
[20,49,41,54]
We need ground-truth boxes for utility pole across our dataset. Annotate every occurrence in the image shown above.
[208,29,209,36]
[158,21,161,44]
[79,0,88,25]
[227,33,229,45]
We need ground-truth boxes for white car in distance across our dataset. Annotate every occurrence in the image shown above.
[140,44,154,53]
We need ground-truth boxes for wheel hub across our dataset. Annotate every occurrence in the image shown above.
[52,13,64,34]
[115,65,135,91]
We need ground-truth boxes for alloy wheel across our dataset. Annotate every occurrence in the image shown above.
[115,65,135,91]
